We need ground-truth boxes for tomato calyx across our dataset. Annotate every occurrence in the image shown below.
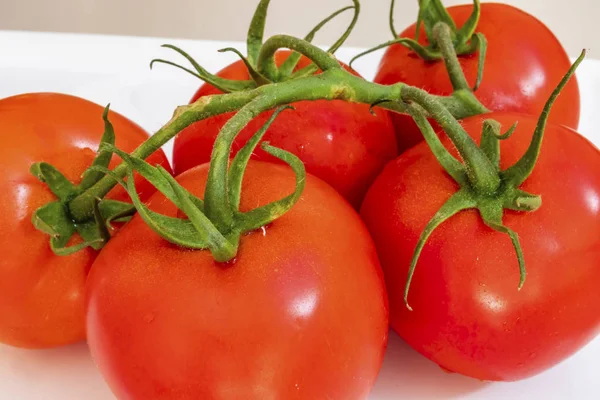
[351,0,484,65]
[150,0,360,91]
[414,0,483,58]
[416,0,487,93]
[400,50,586,310]
[30,106,136,255]
[95,106,305,262]
[351,0,488,120]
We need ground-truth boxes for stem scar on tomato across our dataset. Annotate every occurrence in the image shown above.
[400,49,586,310]
[93,106,304,262]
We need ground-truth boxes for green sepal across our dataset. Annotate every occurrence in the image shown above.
[283,0,360,80]
[98,199,137,228]
[418,0,482,57]
[468,32,487,91]
[479,119,517,168]
[279,3,356,78]
[49,237,101,256]
[30,106,137,256]
[417,0,457,42]
[479,205,526,290]
[32,200,105,254]
[349,37,440,69]
[235,142,306,232]
[455,0,481,49]
[91,165,212,249]
[246,0,271,67]
[96,144,205,212]
[404,189,476,310]
[32,201,75,239]
[228,106,293,210]
[150,44,256,93]
[79,104,115,191]
[502,50,586,187]
[30,162,77,201]
[73,221,106,251]
[218,47,272,86]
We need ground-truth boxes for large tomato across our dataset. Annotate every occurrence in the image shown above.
[0,93,170,349]
[86,161,389,400]
[360,112,600,381]
[172,50,397,208]
[375,3,580,153]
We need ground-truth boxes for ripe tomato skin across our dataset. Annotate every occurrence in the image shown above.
[0,93,170,349]
[360,112,600,381]
[86,161,389,400]
[375,3,580,153]
[172,50,397,208]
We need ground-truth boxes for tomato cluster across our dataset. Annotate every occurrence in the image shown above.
[2,1,599,399]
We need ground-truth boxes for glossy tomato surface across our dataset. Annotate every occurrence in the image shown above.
[361,112,600,381]
[375,3,580,153]
[86,161,389,400]
[0,93,170,348]
[173,50,397,208]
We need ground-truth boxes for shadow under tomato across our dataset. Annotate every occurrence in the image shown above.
[370,331,489,399]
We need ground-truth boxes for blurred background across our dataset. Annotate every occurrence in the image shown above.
[0,0,593,56]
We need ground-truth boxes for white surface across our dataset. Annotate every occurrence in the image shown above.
[0,30,599,400]
[0,0,595,57]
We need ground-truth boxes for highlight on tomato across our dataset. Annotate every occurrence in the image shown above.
[85,108,389,399]
[0,93,170,349]
[361,52,599,381]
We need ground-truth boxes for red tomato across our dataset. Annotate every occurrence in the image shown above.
[375,3,580,153]
[0,93,171,349]
[172,50,397,208]
[360,112,600,381]
[86,161,388,400]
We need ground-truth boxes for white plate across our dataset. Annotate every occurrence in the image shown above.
[0,31,599,400]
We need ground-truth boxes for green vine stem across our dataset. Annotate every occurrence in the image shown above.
[68,35,498,223]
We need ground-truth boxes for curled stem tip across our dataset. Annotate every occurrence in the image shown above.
[327,0,361,55]
[389,0,398,38]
